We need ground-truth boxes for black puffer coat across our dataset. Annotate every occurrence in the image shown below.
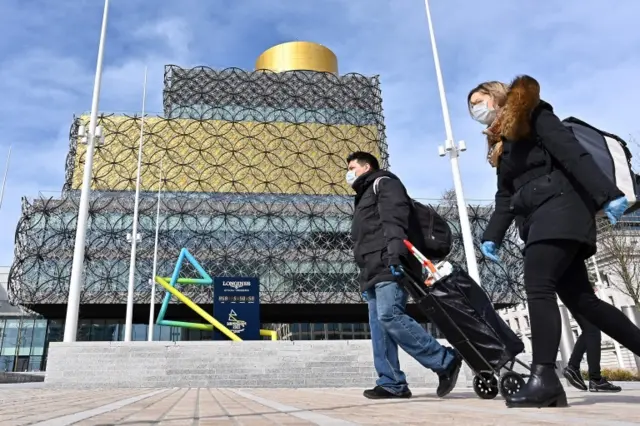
[482,75,623,258]
[351,169,422,291]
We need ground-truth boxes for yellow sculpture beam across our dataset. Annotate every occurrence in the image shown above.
[155,276,242,342]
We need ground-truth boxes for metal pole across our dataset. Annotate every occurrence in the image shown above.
[63,0,110,343]
[148,160,163,341]
[0,146,11,211]
[558,305,576,368]
[621,306,640,372]
[423,0,480,284]
[591,256,626,368]
[124,66,148,342]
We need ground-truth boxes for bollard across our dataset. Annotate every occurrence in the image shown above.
[621,305,640,372]
[558,305,576,369]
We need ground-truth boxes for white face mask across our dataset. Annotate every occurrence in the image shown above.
[345,170,358,186]
[471,101,497,125]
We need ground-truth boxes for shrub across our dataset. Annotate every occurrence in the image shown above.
[581,368,640,381]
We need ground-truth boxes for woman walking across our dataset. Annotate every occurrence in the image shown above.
[466,75,640,408]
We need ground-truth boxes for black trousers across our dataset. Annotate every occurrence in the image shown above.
[568,313,602,380]
[524,239,640,367]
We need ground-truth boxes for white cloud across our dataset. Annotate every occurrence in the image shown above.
[1,0,640,266]
[0,6,196,265]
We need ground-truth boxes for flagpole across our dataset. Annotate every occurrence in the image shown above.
[0,146,11,211]
[64,0,110,342]
[148,160,163,341]
[423,0,481,284]
[124,66,148,342]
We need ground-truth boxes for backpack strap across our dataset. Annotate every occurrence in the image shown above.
[373,176,390,196]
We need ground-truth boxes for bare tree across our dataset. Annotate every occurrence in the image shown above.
[629,135,640,170]
[440,188,457,206]
[597,218,640,307]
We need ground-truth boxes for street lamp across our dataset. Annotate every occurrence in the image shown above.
[148,160,163,342]
[63,0,110,343]
[124,67,149,342]
[0,146,11,211]
[423,0,481,284]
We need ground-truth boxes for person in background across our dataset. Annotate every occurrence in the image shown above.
[563,281,622,392]
[467,75,640,408]
[346,151,462,400]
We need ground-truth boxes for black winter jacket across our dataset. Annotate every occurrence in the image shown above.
[351,169,422,291]
[482,76,624,258]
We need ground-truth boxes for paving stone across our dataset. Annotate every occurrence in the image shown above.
[2,385,637,425]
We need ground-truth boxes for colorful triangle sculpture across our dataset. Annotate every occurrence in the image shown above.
[153,248,277,341]
[154,248,243,340]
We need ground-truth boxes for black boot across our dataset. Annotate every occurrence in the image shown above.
[506,364,568,408]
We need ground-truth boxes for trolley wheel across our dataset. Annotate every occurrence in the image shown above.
[473,372,499,399]
[500,371,525,398]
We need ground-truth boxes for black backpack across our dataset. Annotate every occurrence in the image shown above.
[374,177,453,261]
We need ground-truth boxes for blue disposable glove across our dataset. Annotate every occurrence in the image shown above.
[481,241,500,263]
[390,265,403,278]
[361,291,368,302]
[603,196,628,226]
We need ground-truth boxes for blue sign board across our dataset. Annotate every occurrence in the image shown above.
[213,277,261,341]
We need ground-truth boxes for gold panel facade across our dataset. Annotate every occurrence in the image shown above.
[255,41,338,74]
[71,115,381,195]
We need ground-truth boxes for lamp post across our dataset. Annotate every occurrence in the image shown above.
[124,67,148,342]
[423,0,481,284]
[63,0,110,342]
[0,145,11,211]
[148,160,163,342]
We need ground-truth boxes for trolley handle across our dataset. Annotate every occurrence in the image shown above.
[403,239,443,285]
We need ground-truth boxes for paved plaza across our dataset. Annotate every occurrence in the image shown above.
[1,384,639,425]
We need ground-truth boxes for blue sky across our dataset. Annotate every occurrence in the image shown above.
[0,0,639,266]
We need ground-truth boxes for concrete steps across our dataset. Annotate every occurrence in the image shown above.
[44,340,532,389]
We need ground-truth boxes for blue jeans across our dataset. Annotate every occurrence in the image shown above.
[366,280,455,394]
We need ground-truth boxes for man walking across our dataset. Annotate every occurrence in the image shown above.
[346,151,462,399]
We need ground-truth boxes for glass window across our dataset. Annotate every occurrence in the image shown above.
[132,324,148,341]
[1,320,19,356]
[90,320,109,341]
[47,320,64,343]
[0,356,14,372]
[169,327,182,341]
[31,321,47,356]
[157,325,171,341]
[104,321,123,341]
[18,319,35,356]
[77,320,92,342]
[28,356,43,372]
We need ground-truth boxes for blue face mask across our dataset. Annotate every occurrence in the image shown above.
[471,101,497,125]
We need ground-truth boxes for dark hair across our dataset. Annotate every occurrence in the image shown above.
[346,151,380,171]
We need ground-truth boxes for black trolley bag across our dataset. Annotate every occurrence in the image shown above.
[399,239,531,400]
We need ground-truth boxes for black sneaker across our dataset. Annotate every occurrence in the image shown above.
[437,352,462,398]
[562,365,587,391]
[363,385,412,399]
[589,378,622,392]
